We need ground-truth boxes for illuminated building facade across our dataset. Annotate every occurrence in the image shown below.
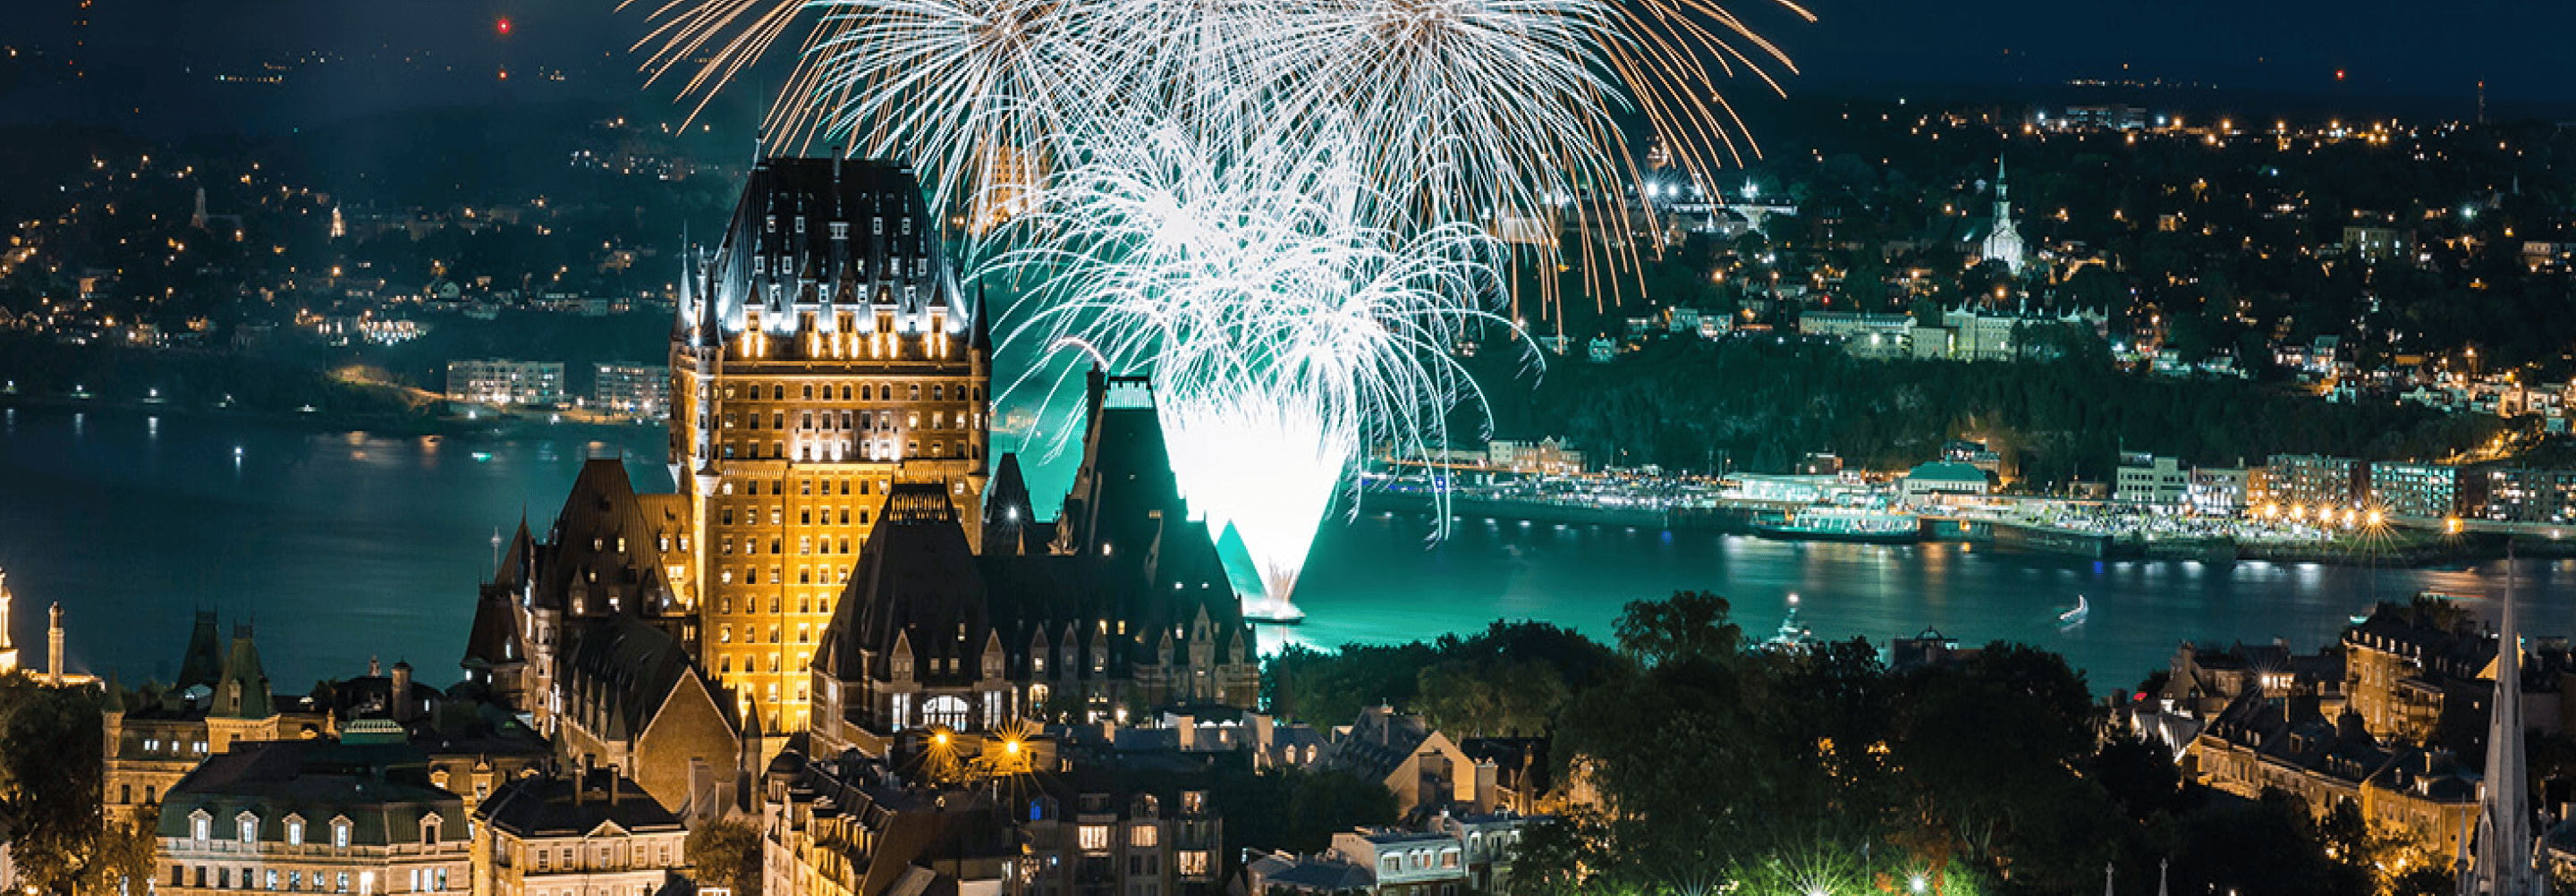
[808,373,1260,758]
[1978,159,2026,275]
[669,157,992,731]
[155,724,470,896]
[446,359,567,408]
[593,363,671,418]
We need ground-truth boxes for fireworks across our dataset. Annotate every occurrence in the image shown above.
[625,0,1809,614]
[992,121,1502,607]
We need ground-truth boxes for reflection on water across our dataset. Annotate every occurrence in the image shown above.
[1285,506,2564,693]
[4,407,2570,694]
[0,409,669,687]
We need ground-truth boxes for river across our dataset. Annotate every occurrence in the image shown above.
[4,406,2570,695]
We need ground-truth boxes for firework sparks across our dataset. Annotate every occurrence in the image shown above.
[629,0,1809,619]
[992,121,1505,606]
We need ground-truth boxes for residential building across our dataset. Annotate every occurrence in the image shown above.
[1487,439,1586,476]
[2114,453,2188,510]
[103,614,328,824]
[2184,690,2478,860]
[668,157,994,729]
[2343,224,2415,263]
[1327,831,1463,896]
[2480,468,2576,524]
[2187,466,2250,517]
[2341,601,2496,742]
[1250,815,1544,896]
[763,738,1224,896]
[1315,707,1482,816]
[448,359,567,408]
[2258,454,2365,511]
[110,614,549,827]
[593,364,671,418]
[2367,462,2476,520]
[470,767,690,896]
[155,723,470,896]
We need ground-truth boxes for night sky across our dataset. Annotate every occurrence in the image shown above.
[2,0,2569,133]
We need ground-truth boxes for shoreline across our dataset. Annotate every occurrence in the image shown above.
[0,393,664,441]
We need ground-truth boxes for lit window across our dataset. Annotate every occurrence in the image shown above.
[1079,825,1111,852]
[1130,824,1157,848]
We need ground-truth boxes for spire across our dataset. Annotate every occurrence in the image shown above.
[2157,858,2168,896]
[2462,553,2542,896]
[971,282,994,353]
[1993,156,2012,217]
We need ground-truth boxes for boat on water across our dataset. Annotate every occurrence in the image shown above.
[1764,594,1818,651]
[2057,595,2089,625]
[1752,507,1922,545]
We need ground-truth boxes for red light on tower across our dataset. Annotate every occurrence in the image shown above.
[496,17,513,36]
[2334,68,2345,80]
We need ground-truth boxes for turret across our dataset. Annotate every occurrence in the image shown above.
[0,570,17,674]
[47,603,64,686]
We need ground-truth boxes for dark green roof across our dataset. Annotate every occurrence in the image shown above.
[159,739,463,846]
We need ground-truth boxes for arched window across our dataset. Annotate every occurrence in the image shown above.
[923,695,970,730]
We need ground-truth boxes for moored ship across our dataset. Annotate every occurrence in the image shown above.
[1751,506,1922,545]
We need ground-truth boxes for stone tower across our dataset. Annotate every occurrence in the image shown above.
[670,156,991,732]
[0,570,17,674]
[47,602,64,686]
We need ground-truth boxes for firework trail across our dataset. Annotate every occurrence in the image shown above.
[988,120,1505,606]
[623,0,1809,611]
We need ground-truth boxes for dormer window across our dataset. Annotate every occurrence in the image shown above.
[331,816,353,849]
[285,816,306,847]
[238,812,259,843]
[190,810,212,842]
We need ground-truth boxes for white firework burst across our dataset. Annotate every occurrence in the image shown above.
[990,120,1505,604]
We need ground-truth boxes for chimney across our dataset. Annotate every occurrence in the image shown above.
[689,758,713,820]
[576,754,593,807]
[609,765,623,807]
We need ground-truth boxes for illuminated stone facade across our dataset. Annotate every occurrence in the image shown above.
[668,157,992,734]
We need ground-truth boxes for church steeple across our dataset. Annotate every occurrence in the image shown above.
[2461,558,2543,896]
[1980,156,2027,275]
